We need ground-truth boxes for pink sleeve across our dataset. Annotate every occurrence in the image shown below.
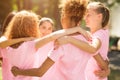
[2,41,36,59]
[0,48,2,57]
[48,46,64,62]
[93,34,102,41]
[92,30,107,42]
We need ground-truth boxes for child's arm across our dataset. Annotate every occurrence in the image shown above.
[94,67,110,79]
[93,53,108,70]
[11,57,54,77]
[78,27,92,40]
[93,54,110,79]
[35,26,85,49]
[57,36,100,54]
[0,37,34,48]
[57,36,108,70]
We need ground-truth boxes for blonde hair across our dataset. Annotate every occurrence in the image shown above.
[87,2,110,27]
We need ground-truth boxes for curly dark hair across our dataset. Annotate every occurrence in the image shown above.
[61,0,88,26]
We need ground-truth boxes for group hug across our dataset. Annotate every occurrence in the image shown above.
[0,0,110,80]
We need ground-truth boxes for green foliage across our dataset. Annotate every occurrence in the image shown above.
[0,0,13,25]
[109,69,120,80]
[116,0,120,3]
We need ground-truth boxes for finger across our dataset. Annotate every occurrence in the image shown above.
[84,34,92,41]
[99,76,106,79]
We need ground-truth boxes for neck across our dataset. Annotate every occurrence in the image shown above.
[90,25,102,34]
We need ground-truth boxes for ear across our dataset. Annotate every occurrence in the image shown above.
[98,13,102,20]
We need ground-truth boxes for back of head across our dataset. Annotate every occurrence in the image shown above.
[87,2,110,27]
[4,10,40,48]
[60,0,88,26]
[1,11,16,36]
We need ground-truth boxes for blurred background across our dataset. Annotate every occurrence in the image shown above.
[0,0,120,80]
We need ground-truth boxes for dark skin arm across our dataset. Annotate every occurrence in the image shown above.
[93,54,108,70]
[93,54,110,79]
[11,27,84,77]
[11,57,54,77]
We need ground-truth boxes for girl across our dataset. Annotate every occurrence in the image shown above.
[85,2,110,80]
[0,11,35,80]
[1,10,83,80]
[39,17,54,37]
[57,1,110,80]
[11,0,108,80]
[33,17,54,80]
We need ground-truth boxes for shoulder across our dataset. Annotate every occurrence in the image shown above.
[93,29,109,40]
[0,36,7,42]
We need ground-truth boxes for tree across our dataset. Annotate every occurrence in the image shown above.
[0,0,12,32]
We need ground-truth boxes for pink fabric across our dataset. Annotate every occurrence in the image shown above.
[48,34,92,80]
[0,36,7,57]
[32,42,54,80]
[0,36,11,80]
[1,41,38,80]
[0,48,2,57]
[85,29,109,80]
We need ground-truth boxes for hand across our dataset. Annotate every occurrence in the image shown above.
[94,68,110,79]
[54,39,60,50]
[57,36,69,45]
[11,66,20,77]
[54,36,68,50]
[78,27,92,41]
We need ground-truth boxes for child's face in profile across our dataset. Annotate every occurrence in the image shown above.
[85,8,102,29]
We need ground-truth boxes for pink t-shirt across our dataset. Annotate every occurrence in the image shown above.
[0,48,1,57]
[85,29,109,80]
[48,34,92,80]
[1,41,38,80]
[33,42,54,80]
[0,36,11,80]
[0,36,7,57]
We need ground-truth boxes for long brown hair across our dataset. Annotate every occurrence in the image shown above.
[5,10,40,48]
[1,11,16,36]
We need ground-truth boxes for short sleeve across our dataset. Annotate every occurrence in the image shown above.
[0,36,7,42]
[92,29,107,42]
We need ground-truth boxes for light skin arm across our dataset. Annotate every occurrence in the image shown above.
[35,26,83,49]
[57,36,108,70]
[11,57,54,77]
[0,37,34,48]
[10,26,81,77]
[57,36,100,54]
[77,27,92,40]
[57,36,109,78]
